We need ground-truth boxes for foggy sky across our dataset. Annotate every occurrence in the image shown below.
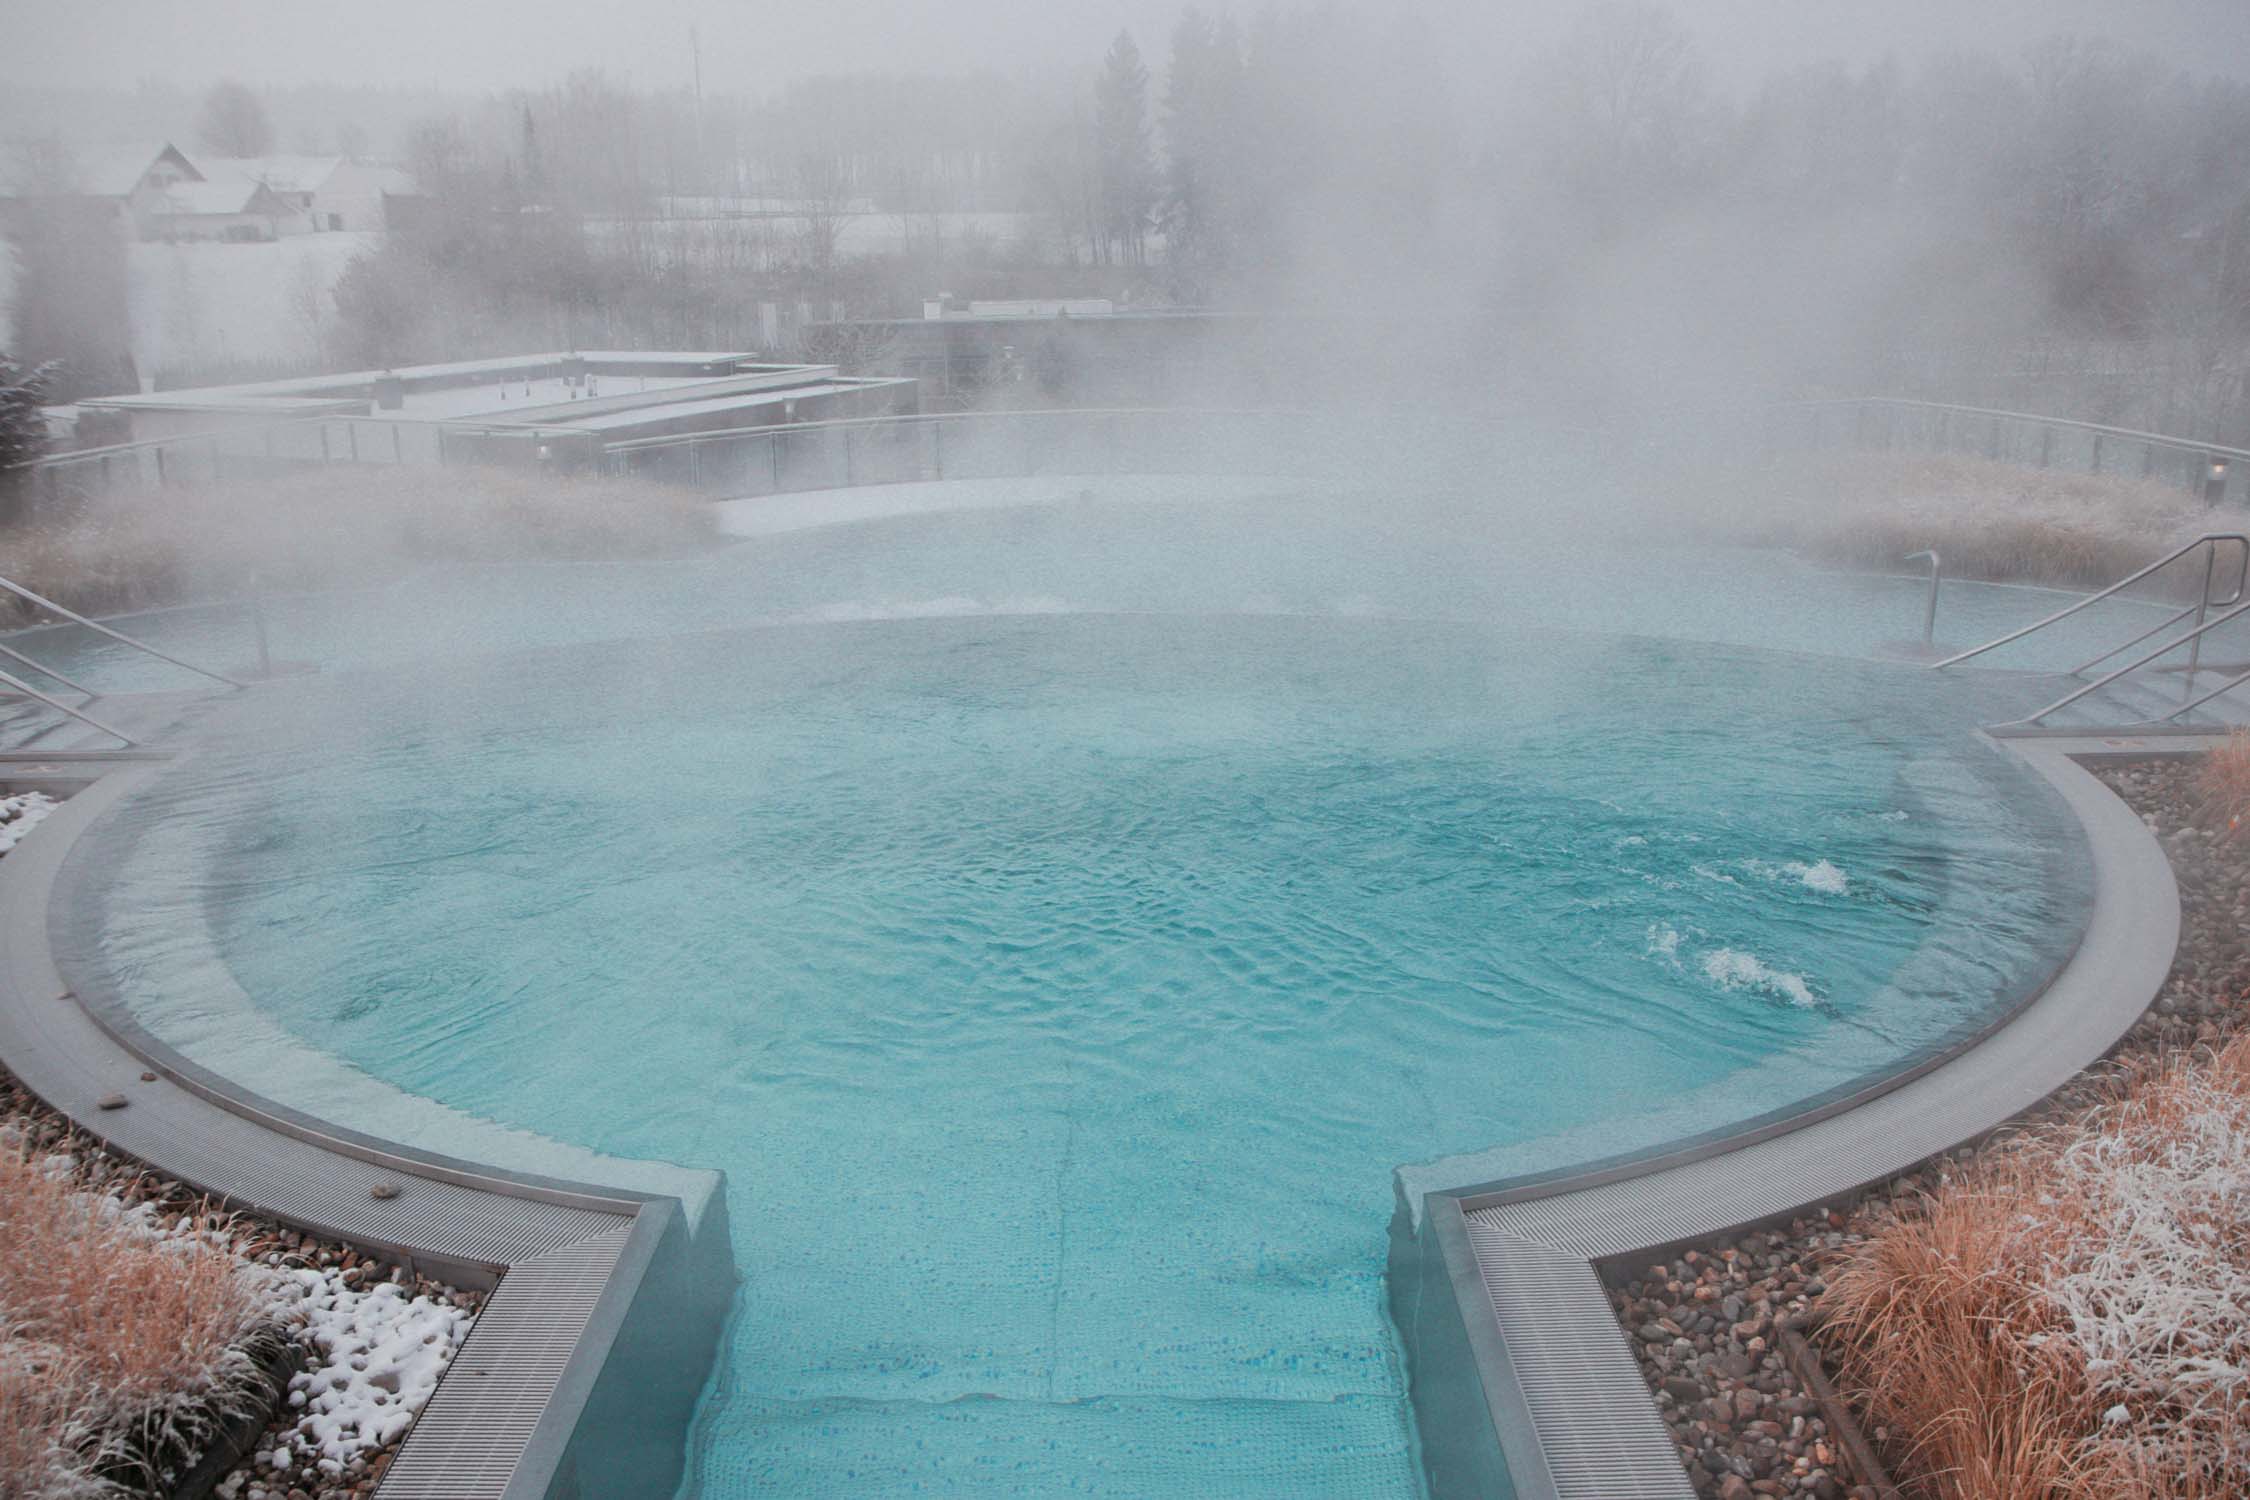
[4,0,2248,97]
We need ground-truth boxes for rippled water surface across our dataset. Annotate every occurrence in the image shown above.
[66,603,2088,1498]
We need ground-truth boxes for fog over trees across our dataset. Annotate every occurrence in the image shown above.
[4,1,2249,439]
[194,80,275,159]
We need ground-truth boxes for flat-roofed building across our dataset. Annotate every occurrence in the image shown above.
[64,350,919,465]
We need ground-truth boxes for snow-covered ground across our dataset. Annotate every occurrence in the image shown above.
[127,233,377,378]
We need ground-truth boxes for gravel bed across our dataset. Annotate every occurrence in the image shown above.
[1,800,481,1500]
[0,1066,483,1500]
[1605,754,2244,1499]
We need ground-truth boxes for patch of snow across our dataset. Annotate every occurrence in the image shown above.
[278,1266,472,1467]
[0,790,58,854]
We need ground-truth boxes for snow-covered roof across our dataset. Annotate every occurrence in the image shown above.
[200,154,343,195]
[157,174,282,216]
[0,141,199,198]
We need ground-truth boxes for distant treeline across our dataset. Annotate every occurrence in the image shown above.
[11,4,2250,436]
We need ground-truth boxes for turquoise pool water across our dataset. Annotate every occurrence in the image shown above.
[63,599,2086,1496]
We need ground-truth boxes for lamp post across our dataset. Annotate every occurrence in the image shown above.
[2206,454,2232,508]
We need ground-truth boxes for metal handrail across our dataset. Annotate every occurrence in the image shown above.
[2068,602,2204,676]
[1932,533,2250,670]
[1781,397,2250,468]
[2164,663,2250,724]
[2003,598,2250,727]
[0,576,246,689]
[0,641,96,698]
[0,664,136,745]
[1904,550,1941,647]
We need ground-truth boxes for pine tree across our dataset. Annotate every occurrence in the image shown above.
[0,355,54,518]
[1163,9,1214,271]
[1162,9,1245,288]
[1093,30,1155,268]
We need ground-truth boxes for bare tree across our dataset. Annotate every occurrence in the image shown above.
[793,147,856,277]
[1544,2,1712,234]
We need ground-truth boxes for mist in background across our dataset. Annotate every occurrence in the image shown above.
[4,0,2248,442]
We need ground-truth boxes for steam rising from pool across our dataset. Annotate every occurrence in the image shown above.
[59,603,2090,1498]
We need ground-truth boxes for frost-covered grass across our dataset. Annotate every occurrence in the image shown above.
[1699,452,2214,593]
[1,464,716,628]
[1819,1033,2250,1499]
[0,1127,475,1500]
[0,1141,283,1499]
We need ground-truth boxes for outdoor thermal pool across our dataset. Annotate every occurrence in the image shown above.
[29,475,2111,1496]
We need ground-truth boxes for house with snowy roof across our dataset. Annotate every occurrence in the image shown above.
[148,172,297,242]
[0,141,203,239]
[196,156,422,234]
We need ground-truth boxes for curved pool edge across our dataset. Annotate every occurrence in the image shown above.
[1388,735,2192,1500]
[0,749,733,1500]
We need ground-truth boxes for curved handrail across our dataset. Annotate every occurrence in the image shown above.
[1904,550,1941,646]
[1778,396,2250,468]
[1932,533,2250,670]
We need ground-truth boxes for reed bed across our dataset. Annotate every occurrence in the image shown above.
[0,464,716,628]
[1699,453,2214,595]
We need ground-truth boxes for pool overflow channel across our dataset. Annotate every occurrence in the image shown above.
[0,534,2239,1499]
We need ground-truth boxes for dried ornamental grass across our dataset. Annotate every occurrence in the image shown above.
[2196,729,2250,839]
[1695,452,2214,593]
[1818,1034,2250,1500]
[0,1143,286,1498]
[0,463,717,627]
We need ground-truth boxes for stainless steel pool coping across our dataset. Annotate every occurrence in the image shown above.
[0,759,733,1500]
[1392,734,2197,1500]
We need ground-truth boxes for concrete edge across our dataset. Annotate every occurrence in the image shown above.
[0,761,733,1500]
[1393,740,2187,1500]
